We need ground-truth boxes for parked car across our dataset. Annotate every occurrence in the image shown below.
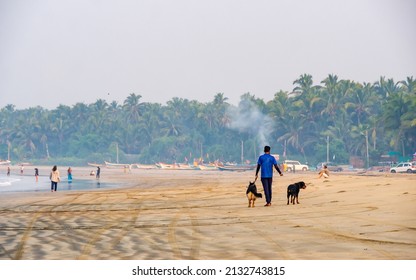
[389,162,416,173]
[316,162,343,172]
[283,160,309,172]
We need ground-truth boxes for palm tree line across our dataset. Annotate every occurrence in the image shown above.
[1,74,415,167]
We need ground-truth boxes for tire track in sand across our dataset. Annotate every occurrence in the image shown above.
[13,212,41,260]
[167,204,201,260]
[12,193,84,259]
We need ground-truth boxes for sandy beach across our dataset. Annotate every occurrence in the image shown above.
[0,167,415,260]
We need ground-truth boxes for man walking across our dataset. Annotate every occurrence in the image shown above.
[255,146,283,206]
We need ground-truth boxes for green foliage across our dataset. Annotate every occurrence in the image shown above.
[1,76,415,167]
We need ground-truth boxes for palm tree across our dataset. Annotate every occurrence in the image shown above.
[138,103,163,145]
[123,93,145,123]
[292,74,314,96]
[0,105,16,159]
[212,93,230,128]
[71,102,89,127]
[88,99,109,131]
[12,116,39,159]
[374,77,401,99]
[400,76,416,95]
[213,92,229,106]
[320,74,341,121]
[161,112,182,137]
[277,114,310,160]
[381,89,407,151]
[374,76,386,98]
[344,82,375,126]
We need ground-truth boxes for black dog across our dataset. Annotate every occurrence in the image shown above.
[246,181,262,207]
[287,181,307,205]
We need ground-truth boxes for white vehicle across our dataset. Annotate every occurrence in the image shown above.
[283,160,309,172]
[389,162,416,173]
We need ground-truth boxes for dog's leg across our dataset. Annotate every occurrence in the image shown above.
[252,199,255,207]
[248,199,251,208]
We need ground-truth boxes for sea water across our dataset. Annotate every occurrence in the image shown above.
[0,175,119,193]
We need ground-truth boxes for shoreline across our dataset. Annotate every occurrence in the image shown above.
[0,169,415,260]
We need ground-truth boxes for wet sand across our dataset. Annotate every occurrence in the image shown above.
[0,167,415,260]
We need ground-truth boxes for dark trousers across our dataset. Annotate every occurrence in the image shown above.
[261,177,273,204]
[51,181,58,191]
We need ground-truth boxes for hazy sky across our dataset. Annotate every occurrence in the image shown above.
[1,0,415,109]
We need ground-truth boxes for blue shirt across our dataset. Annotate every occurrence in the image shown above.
[257,153,278,178]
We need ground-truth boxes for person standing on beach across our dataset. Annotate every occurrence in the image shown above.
[255,146,283,207]
[7,166,10,176]
[35,168,39,182]
[96,166,100,179]
[50,165,61,192]
[67,167,73,183]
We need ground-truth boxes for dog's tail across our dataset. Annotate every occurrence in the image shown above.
[255,193,262,198]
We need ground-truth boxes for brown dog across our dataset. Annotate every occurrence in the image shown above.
[246,181,262,207]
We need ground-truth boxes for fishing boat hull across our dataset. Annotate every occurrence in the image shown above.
[217,165,256,172]
[105,161,132,169]
[136,164,158,169]
[197,164,219,171]
[87,162,104,167]
[158,163,196,170]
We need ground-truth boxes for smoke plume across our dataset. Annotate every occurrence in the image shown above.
[227,100,273,149]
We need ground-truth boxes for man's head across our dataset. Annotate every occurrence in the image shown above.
[264,146,271,153]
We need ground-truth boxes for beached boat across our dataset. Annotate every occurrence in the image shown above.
[0,160,11,165]
[157,162,196,170]
[87,162,104,167]
[136,164,158,169]
[157,162,173,169]
[176,164,197,170]
[217,165,256,172]
[197,164,219,171]
[105,161,133,169]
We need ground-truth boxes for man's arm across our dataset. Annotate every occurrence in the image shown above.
[274,164,283,176]
[255,164,260,180]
